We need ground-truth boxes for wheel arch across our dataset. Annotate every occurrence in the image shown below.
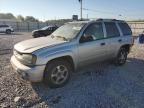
[45,55,75,72]
[120,44,131,53]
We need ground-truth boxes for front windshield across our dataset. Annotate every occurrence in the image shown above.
[41,26,49,30]
[52,23,85,40]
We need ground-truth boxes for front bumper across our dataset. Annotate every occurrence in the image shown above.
[10,56,45,82]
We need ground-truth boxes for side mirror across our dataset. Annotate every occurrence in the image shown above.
[80,35,93,43]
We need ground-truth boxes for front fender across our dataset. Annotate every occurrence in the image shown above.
[36,49,77,69]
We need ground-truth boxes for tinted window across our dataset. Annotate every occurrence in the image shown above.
[0,25,3,27]
[83,22,104,41]
[0,25,8,27]
[52,27,57,30]
[105,22,120,38]
[48,27,52,30]
[48,27,56,31]
[4,25,9,27]
[119,23,132,35]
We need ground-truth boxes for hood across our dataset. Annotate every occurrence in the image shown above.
[14,37,67,53]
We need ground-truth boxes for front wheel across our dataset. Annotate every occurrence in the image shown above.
[115,48,128,65]
[43,60,72,88]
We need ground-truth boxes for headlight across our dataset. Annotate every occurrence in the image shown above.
[22,54,37,65]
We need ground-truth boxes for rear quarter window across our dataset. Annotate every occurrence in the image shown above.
[118,23,132,35]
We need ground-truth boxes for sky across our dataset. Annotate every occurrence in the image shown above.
[0,0,144,21]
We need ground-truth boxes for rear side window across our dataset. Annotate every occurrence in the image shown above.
[4,25,9,27]
[105,22,120,38]
[51,27,56,30]
[119,23,132,35]
[48,27,52,30]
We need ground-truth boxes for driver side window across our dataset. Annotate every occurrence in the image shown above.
[80,22,104,43]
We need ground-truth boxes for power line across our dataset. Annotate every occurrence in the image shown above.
[82,8,115,15]
[82,8,141,17]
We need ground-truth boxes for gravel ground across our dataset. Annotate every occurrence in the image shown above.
[0,33,144,108]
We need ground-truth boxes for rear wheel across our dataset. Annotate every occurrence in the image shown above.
[6,29,11,34]
[115,47,128,65]
[44,60,72,88]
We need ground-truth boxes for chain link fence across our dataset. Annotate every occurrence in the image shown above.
[0,21,144,55]
[0,20,69,55]
[0,21,67,32]
[128,21,144,35]
[0,20,144,34]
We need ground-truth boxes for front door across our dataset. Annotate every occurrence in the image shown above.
[78,22,108,66]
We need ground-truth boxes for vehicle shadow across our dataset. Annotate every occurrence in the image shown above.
[31,57,144,108]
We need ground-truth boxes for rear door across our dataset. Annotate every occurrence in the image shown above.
[0,25,7,32]
[0,25,2,32]
[104,22,122,58]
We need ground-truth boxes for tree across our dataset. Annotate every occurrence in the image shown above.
[25,16,39,22]
[17,15,24,21]
[0,13,16,19]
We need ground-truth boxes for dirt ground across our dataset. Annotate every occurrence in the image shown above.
[0,32,144,108]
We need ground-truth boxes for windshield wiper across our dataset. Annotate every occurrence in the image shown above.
[55,36,68,41]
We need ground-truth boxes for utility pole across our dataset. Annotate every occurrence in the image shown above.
[87,14,88,20]
[79,0,83,20]
[81,0,82,20]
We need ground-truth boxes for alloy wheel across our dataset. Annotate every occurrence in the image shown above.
[51,65,69,85]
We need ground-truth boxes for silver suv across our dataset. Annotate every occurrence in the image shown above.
[11,19,134,88]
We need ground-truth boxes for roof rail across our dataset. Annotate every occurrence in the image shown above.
[96,18,117,21]
[112,19,117,21]
[96,18,103,21]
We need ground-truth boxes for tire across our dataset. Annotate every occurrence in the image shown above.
[33,34,40,38]
[43,59,72,88]
[6,29,11,34]
[115,47,128,66]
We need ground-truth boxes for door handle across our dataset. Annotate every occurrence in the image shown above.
[118,39,122,42]
[100,42,105,46]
